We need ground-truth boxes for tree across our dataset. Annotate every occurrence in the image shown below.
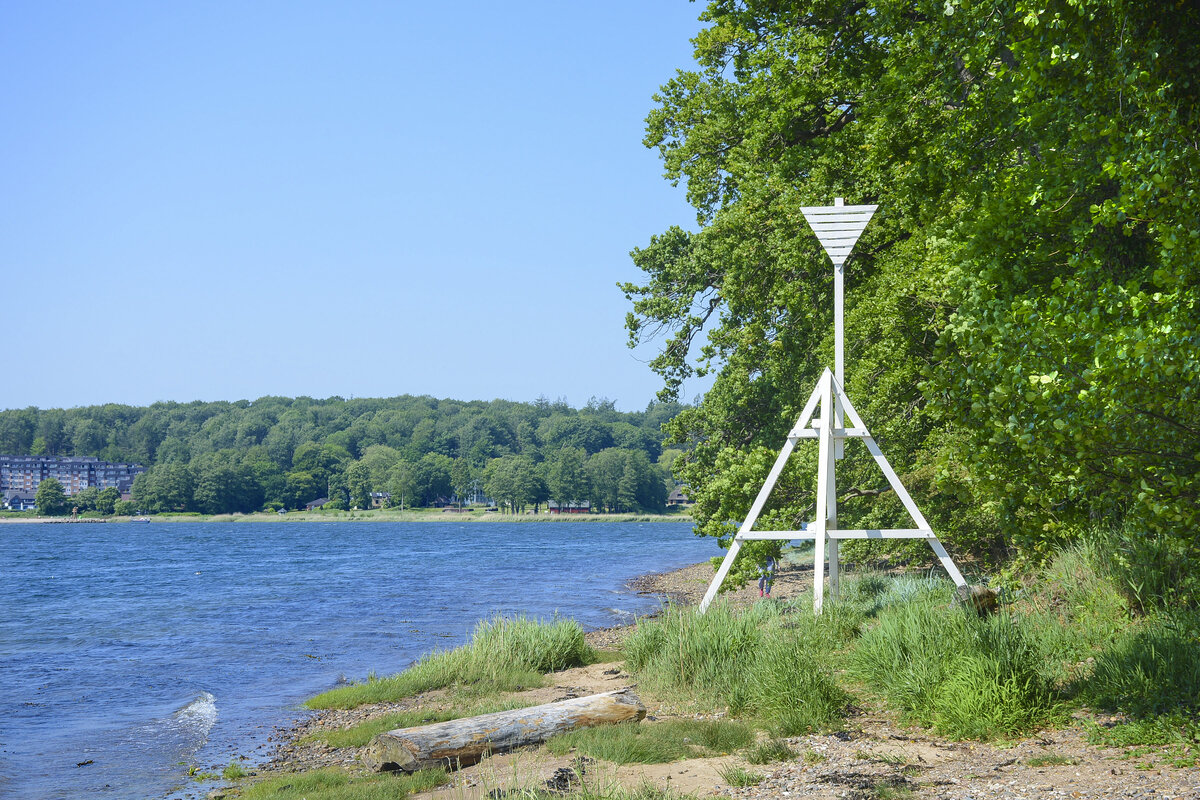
[347,460,373,510]
[35,478,68,516]
[625,0,1200,571]
[546,447,588,505]
[96,487,120,516]
[483,455,539,514]
[132,464,195,513]
[387,460,418,509]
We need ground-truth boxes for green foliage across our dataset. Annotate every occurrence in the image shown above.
[307,616,592,709]
[717,764,763,787]
[34,478,68,516]
[0,395,683,516]
[849,595,1063,739]
[744,738,795,765]
[1084,614,1200,719]
[546,719,754,764]
[222,760,248,780]
[626,0,1200,570]
[238,766,448,800]
[623,602,850,733]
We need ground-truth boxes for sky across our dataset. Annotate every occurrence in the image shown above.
[0,2,712,413]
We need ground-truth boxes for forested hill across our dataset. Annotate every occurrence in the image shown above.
[0,396,687,515]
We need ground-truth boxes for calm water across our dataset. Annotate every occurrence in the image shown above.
[0,520,716,799]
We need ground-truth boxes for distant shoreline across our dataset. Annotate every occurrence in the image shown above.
[0,509,694,525]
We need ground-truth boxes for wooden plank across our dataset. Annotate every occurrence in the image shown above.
[698,538,742,613]
[799,205,878,215]
[813,376,833,615]
[363,689,646,773]
[827,528,934,539]
[735,530,816,540]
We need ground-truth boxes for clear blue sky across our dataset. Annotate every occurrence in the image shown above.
[1,2,709,413]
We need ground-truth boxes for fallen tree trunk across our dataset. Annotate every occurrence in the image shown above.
[362,688,645,773]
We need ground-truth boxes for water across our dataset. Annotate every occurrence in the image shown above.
[0,520,716,799]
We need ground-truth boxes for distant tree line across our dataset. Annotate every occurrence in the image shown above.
[0,395,685,515]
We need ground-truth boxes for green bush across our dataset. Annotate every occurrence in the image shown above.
[850,597,1061,739]
[308,616,593,709]
[1099,522,1200,613]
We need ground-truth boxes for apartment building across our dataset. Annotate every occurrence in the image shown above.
[0,456,145,497]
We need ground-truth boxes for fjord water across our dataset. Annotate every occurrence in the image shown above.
[0,520,716,799]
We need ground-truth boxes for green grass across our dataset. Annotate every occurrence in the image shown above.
[237,767,449,800]
[307,616,593,709]
[744,738,794,764]
[717,764,763,787]
[1026,753,1077,767]
[222,759,249,780]
[622,600,852,733]
[848,592,1063,739]
[546,719,755,764]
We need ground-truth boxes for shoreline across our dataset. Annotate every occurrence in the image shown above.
[259,556,813,773]
[0,510,694,525]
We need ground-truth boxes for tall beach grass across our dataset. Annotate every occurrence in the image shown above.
[307,616,593,709]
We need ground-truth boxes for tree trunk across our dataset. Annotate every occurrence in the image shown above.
[362,688,645,773]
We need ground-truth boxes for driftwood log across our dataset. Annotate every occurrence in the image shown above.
[362,688,645,773]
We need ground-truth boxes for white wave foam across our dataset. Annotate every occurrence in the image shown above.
[173,691,218,739]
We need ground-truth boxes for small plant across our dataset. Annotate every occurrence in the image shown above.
[1026,753,1077,767]
[873,781,916,800]
[745,738,794,764]
[802,748,826,765]
[717,764,764,787]
[222,760,248,780]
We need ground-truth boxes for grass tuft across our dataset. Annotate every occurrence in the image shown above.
[546,719,754,764]
[745,737,794,764]
[307,616,592,709]
[238,766,448,800]
[717,764,763,787]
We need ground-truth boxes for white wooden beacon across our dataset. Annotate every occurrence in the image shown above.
[697,199,968,615]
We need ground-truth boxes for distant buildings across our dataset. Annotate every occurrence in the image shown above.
[547,501,591,514]
[667,487,693,508]
[0,455,145,501]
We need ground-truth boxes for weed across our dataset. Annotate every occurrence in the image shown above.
[1084,713,1200,747]
[222,760,248,780]
[802,748,826,765]
[745,738,794,764]
[1026,753,1077,767]
[873,781,916,800]
[717,764,763,787]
